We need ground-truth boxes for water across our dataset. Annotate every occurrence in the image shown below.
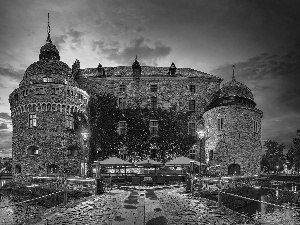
[235,181,300,221]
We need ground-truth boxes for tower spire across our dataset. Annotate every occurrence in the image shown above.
[46,13,52,43]
[232,65,235,81]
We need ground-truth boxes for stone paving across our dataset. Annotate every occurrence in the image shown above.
[33,184,255,225]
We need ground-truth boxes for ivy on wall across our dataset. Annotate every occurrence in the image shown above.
[87,93,197,164]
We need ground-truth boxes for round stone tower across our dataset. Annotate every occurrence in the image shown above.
[203,67,263,176]
[9,15,89,182]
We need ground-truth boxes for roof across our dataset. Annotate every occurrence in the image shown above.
[96,157,132,165]
[220,78,254,101]
[80,66,222,80]
[165,156,199,165]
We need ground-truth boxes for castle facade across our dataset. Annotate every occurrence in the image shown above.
[9,18,263,182]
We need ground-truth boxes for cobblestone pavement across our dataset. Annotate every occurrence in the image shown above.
[155,185,254,225]
[33,184,255,225]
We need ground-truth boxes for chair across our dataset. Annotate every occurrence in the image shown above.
[143,177,153,186]
[104,177,112,191]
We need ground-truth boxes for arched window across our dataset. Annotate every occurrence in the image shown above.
[228,164,241,175]
[42,103,46,111]
[15,165,21,174]
[47,103,51,111]
[33,104,36,112]
[47,164,59,174]
[37,104,41,111]
[27,145,39,155]
[57,104,61,112]
[67,145,77,156]
[52,104,56,111]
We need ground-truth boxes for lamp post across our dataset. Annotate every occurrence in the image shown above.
[197,129,205,178]
[81,130,89,178]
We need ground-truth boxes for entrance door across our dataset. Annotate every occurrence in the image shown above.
[228,164,240,175]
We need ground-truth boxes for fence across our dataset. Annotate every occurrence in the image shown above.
[0,189,66,224]
[196,177,300,224]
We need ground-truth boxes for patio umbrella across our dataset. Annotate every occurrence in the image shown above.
[165,156,200,174]
[165,156,199,166]
[135,159,163,174]
[95,157,132,176]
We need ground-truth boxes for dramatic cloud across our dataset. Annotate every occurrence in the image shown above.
[52,34,68,51]
[67,28,84,50]
[0,112,11,120]
[0,65,24,82]
[0,123,8,129]
[210,42,300,149]
[92,37,171,66]
[0,131,12,157]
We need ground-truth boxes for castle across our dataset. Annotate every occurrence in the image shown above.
[9,16,263,182]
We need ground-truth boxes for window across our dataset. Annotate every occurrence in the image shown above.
[118,97,126,109]
[189,85,196,93]
[209,150,214,160]
[119,84,126,92]
[217,118,224,131]
[43,77,53,82]
[149,120,158,136]
[14,93,19,102]
[150,96,158,109]
[67,89,70,96]
[65,115,74,129]
[15,165,21,174]
[151,148,157,159]
[189,148,196,159]
[27,146,39,155]
[29,114,36,128]
[188,122,196,136]
[118,121,127,135]
[36,87,45,95]
[189,100,196,111]
[67,146,77,156]
[253,119,259,133]
[150,84,158,92]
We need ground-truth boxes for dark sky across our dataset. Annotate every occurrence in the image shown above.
[0,0,300,157]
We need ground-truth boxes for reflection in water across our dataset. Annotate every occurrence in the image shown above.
[236,182,300,223]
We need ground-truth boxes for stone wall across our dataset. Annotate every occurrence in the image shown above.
[203,105,263,175]
[77,69,222,160]
[9,63,89,183]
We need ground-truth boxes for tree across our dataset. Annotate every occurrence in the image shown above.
[87,93,197,165]
[286,131,300,173]
[260,140,285,173]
